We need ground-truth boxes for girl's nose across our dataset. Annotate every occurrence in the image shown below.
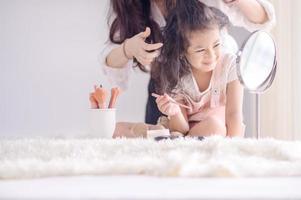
[204,48,216,60]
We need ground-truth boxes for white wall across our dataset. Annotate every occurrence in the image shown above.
[260,0,301,140]
[0,0,253,138]
[292,0,301,140]
[0,0,149,137]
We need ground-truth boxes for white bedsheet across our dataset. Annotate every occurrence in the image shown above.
[0,175,301,200]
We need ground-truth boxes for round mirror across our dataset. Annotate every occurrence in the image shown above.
[236,31,277,93]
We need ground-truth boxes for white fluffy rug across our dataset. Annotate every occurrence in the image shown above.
[0,136,301,179]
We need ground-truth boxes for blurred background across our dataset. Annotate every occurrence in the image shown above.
[0,0,300,140]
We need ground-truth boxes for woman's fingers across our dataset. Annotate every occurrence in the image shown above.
[136,49,160,65]
[145,50,160,59]
[136,56,152,66]
[138,49,159,59]
[137,27,151,39]
[223,0,237,3]
[136,55,155,66]
[144,42,163,51]
[130,27,163,66]
[136,28,163,52]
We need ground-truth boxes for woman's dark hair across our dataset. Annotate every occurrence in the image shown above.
[210,7,230,29]
[109,0,176,72]
[152,0,224,94]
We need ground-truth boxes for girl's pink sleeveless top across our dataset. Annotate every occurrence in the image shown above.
[172,53,238,127]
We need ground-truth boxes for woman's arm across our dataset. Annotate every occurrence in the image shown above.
[225,0,268,24]
[106,44,131,68]
[106,27,163,68]
[100,28,163,90]
[225,80,244,137]
[212,0,276,31]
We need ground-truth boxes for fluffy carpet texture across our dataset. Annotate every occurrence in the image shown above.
[0,136,301,179]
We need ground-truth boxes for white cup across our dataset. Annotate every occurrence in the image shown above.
[89,108,116,138]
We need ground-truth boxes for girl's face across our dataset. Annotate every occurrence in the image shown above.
[185,27,221,72]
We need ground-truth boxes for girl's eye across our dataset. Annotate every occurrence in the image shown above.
[195,49,205,53]
[214,43,221,48]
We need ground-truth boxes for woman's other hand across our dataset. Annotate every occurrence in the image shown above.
[223,0,269,24]
[125,27,163,66]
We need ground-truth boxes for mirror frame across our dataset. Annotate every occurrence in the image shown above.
[236,30,277,93]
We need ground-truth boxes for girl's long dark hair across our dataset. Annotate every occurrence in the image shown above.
[152,0,222,94]
[109,0,176,72]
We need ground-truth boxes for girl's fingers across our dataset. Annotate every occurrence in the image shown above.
[156,95,169,106]
[156,93,170,105]
[161,102,171,114]
[163,103,178,115]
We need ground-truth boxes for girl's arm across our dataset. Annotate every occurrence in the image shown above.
[155,94,190,134]
[225,0,268,24]
[168,106,190,134]
[225,79,244,137]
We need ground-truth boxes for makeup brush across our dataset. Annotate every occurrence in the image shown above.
[108,87,121,108]
[93,85,107,109]
[151,93,190,109]
[89,92,99,109]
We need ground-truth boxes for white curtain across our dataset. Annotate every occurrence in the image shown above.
[260,0,301,140]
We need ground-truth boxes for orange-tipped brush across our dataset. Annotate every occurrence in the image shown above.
[93,85,107,109]
[89,92,99,109]
[108,87,121,108]
[151,93,190,109]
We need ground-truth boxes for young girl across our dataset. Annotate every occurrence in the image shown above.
[152,0,245,137]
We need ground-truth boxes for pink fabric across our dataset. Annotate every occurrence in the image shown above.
[173,53,237,127]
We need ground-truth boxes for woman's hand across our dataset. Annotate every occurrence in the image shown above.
[125,27,163,66]
[223,0,268,24]
[155,93,181,117]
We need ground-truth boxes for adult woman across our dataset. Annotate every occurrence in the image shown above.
[99,0,275,124]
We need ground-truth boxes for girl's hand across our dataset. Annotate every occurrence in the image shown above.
[155,93,181,117]
[125,27,163,66]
